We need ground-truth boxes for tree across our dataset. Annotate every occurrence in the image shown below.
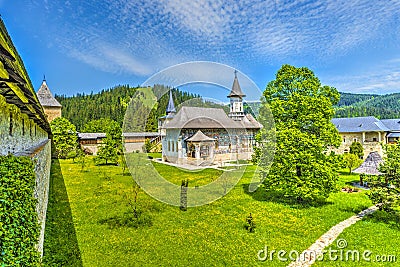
[343,153,362,174]
[95,120,122,165]
[50,117,78,159]
[366,142,400,212]
[350,141,364,159]
[258,64,342,203]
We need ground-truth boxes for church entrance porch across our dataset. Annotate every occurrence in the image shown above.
[185,130,215,166]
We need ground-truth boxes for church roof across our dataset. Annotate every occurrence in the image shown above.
[163,106,261,129]
[353,152,383,175]
[166,90,176,114]
[37,79,62,107]
[227,71,246,98]
[186,130,215,142]
[0,18,51,133]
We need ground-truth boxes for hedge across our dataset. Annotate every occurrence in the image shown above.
[0,154,40,266]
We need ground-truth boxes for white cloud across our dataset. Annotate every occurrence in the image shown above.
[324,59,400,94]
[29,0,400,89]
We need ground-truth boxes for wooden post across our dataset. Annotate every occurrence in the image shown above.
[180,179,188,211]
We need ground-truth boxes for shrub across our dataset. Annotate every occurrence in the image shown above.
[0,155,40,266]
[244,213,256,233]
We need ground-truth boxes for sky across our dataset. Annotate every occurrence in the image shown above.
[1,0,400,101]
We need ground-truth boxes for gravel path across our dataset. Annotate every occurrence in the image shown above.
[287,204,380,267]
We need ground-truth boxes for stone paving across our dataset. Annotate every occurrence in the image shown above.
[287,204,380,267]
[152,158,250,171]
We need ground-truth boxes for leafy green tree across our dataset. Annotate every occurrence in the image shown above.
[95,120,122,165]
[258,64,341,203]
[50,117,78,159]
[366,142,400,212]
[343,153,362,174]
[350,141,364,159]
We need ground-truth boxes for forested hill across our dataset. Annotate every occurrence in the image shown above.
[55,84,224,131]
[56,85,133,131]
[56,87,400,131]
[238,92,400,119]
[335,92,400,119]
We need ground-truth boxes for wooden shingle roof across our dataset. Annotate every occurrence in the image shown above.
[227,71,246,98]
[163,106,261,130]
[37,80,62,107]
[353,152,383,175]
[0,18,51,134]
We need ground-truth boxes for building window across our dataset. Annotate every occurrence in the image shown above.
[168,141,170,151]
[343,138,346,143]
[353,138,358,142]
[22,119,25,136]
[176,142,178,152]
[373,137,377,142]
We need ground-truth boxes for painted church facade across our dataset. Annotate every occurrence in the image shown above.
[159,72,262,166]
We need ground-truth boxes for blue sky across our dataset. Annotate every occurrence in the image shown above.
[2,0,400,101]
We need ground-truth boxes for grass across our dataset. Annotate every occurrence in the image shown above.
[43,157,400,266]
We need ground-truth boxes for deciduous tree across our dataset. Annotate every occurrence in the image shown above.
[343,153,362,174]
[257,64,341,203]
[95,120,122,165]
[367,142,400,212]
[350,141,364,159]
[50,117,78,159]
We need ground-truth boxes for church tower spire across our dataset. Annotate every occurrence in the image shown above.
[227,70,245,121]
[166,90,176,115]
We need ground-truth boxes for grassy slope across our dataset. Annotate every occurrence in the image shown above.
[44,157,400,266]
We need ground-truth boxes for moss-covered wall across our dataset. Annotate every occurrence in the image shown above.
[0,94,48,155]
[1,93,51,256]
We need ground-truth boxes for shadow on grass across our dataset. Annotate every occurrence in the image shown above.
[364,210,400,231]
[344,180,361,186]
[241,183,333,209]
[42,159,83,267]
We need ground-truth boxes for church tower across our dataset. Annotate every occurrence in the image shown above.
[227,70,246,121]
[158,90,176,134]
[37,77,62,123]
[166,90,176,115]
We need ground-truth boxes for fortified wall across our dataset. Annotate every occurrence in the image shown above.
[0,18,52,256]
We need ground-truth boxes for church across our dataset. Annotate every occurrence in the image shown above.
[159,71,262,166]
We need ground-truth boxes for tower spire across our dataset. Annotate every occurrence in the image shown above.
[228,70,245,121]
[166,90,176,115]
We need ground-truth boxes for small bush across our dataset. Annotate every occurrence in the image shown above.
[244,213,256,233]
[98,210,152,229]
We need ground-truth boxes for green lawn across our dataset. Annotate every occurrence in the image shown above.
[43,157,399,266]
